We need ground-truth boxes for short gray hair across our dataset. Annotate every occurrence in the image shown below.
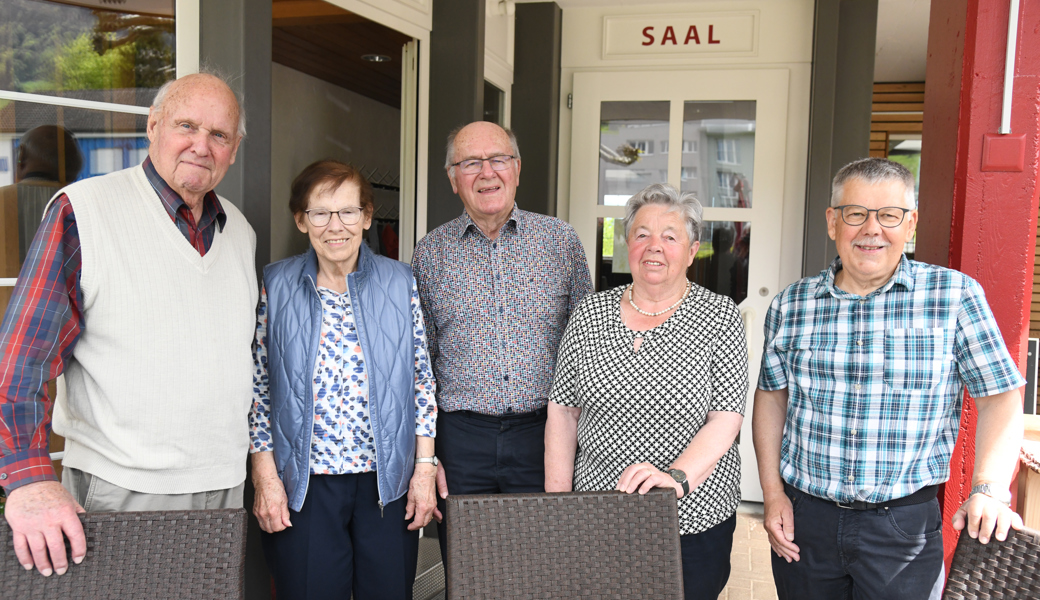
[444,122,522,176]
[831,157,915,208]
[151,69,247,138]
[624,183,703,243]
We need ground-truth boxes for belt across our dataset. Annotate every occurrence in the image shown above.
[834,485,939,510]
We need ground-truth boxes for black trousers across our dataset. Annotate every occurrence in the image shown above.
[434,407,548,564]
[771,484,944,600]
[260,472,419,600]
[681,514,736,600]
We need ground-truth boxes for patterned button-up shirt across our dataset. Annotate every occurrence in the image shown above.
[412,206,592,415]
[0,158,226,492]
[758,256,1025,504]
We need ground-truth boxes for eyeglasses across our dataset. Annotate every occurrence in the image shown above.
[451,155,516,175]
[835,205,913,228]
[304,207,363,227]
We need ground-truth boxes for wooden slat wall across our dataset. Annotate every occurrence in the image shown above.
[870,82,924,157]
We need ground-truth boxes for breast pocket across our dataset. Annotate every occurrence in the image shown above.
[884,328,946,391]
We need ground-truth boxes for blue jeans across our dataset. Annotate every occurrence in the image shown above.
[681,514,736,600]
[771,484,944,600]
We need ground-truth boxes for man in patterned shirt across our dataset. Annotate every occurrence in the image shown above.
[753,158,1025,600]
[0,73,257,577]
[412,121,592,561]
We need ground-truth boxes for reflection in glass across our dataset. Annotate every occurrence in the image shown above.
[597,217,751,303]
[598,101,669,206]
[483,80,505,126]
[0,101,149,314]
[688,221,750,305]
[682,101,755,208]
[596,217,632,292]
[0,0,176,103]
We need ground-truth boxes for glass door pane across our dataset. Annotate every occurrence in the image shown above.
[598,101,669,206]
[682,101,755,208]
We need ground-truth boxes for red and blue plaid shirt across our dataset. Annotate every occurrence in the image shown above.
[0,157,226,492]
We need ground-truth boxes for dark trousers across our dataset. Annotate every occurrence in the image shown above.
[435,407,548,564]
[681,514,736,600]
[260,472,419,600]
[771,484,944,600]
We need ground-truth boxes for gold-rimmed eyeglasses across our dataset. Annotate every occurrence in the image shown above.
[835,205,913,228]
[304,207,363,227]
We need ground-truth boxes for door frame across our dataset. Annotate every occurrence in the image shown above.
[566,67,802,502]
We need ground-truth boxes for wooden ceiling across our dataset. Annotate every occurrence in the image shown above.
[272,0,412,108]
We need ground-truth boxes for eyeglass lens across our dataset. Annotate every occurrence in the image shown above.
[839,205,908,227]
[307,208,362,226]
[458,155,513,175]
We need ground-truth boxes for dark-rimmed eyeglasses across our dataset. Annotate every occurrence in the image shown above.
[304,207,363,227]
[835,205,913,228]
[451,155,516,175]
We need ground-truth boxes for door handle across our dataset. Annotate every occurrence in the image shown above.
[739,306,756,361]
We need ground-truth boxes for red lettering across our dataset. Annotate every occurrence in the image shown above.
[661,26,677,45]
[684,25,700,45]
[708,24,720,44]
[641,26,655,46]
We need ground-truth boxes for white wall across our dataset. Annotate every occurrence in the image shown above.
[269,63,401,263]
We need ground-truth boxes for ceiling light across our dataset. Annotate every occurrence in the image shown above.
[362,54,391,63]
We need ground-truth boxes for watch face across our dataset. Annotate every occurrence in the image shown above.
[669,469,686,483]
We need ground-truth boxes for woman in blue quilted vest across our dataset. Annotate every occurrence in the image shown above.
[248,160,438,600]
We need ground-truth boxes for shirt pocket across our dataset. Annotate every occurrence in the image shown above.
[883,328,946,391]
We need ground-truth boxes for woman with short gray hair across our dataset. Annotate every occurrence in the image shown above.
[546,182,749,600]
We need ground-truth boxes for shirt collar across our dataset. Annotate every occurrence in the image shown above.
[142,156,227,231]
[816,254,915,299]
[457,204,521,239]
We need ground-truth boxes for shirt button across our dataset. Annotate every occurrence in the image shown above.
[499,307,504,314]
[0,473,6,480]
[851,430,857,436]
[854,384,862,391]
[847,476,854,482]
[503,375,509,382]
[856,340,863,346]
[492,243,497,249]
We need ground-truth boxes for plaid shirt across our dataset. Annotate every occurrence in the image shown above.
[0,158,226,492]
[758,256,1025,504]
[412,206,592,415]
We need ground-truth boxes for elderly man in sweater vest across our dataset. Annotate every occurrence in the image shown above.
[0,72,257,577]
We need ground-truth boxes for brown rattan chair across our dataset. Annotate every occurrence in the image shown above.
[943,524,1040,599]
[445,489,684,599]
[0,508,247,599]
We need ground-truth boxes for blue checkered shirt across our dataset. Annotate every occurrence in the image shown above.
[758,256,1024,504]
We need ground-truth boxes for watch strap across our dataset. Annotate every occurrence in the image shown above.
[415,456,439,466]
[970,483,1011,506]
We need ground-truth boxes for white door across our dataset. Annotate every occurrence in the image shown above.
[568,69,792,503]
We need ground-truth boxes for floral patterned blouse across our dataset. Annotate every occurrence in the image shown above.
[249,278,437,474]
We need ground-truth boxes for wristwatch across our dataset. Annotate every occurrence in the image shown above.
[667,469,689,497]
[415,456,439,467]
[970,483,1012,507]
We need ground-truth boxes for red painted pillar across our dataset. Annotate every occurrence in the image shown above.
[917,0,1040,570]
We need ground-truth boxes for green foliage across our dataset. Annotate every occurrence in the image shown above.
[0,0,174,93]
[602,218,615,257]
[55,34,136,90]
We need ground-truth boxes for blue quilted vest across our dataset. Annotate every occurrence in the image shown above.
[263,243,417,512]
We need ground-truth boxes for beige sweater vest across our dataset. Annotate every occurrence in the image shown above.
[53,165,258,494]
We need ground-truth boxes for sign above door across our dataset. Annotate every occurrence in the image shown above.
[602,12,759,59]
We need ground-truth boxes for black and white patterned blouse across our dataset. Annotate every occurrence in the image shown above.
[549,283,749,536]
